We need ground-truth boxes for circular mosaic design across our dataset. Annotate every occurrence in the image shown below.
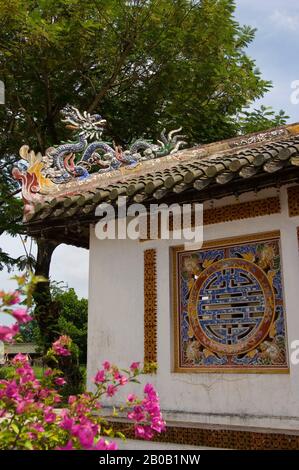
[188,258,275,356]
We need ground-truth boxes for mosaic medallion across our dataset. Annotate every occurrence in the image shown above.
[173,233,289,372]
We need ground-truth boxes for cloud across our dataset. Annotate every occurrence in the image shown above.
[50,244,89,298]
[270,9,299,32]
[0,236,89,326]
[0,234,89,298]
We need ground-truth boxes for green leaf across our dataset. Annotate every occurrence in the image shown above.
[11,423,19,434]
[23,440,34,450]
[116,431,126,441]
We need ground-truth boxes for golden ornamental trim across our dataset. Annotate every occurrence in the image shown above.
[144,249,157,372]
[288,186,299,217]
[203,196,280,225]
[140,197,280,241]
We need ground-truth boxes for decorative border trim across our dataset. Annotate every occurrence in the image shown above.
[110,421,299,450]
[141,197,280,241]
[288,186,299,217]
[198,230,281,249]
[203,196,280,225]
[171,230,289,374]
[144,249,157,371]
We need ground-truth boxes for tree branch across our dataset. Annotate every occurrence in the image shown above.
[16,95,44,149]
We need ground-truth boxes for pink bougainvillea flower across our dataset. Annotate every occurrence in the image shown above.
[4,380,19,399]
[31,423,45,433]
[68,395,76,405]
[118,375,128,386]
[53,345,70,356]
[94,370,105,384]
[52,335,72,356]
[106,384,117,397]
[136,425,154,440]
[0,324,19,342]
[0,284,169,450]
[102,360,111,371]
[128,405,145,423]
[144,383,155,396]
[94,438,118,450]
[127,383,166,440]
[57,440,74,451]
[11,308,32,324]
[39,389,50,399]
[16,400,31,414]
[45,413,56,424]
[107,441,118,450]
[17,366,35,384]
[150,417,166,433]
[113,370,121,380]
[60,413,74,432]
[44,407,57,424]
[0,281,165,451]
[77,424,96,449]
[11,353,29,365]
[55,377,66,386]
[134,425,146,438]
[127,393,137,403]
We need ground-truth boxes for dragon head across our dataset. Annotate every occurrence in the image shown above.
[61,105,107,140]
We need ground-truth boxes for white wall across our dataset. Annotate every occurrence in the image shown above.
[87,185,299,431]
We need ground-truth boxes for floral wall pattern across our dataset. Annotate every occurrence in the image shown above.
[173,232,289,372]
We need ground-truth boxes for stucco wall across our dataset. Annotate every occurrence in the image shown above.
[87,185,299,431]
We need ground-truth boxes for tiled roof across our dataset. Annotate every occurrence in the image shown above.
[27,125,299,213]
[15,123,299,247]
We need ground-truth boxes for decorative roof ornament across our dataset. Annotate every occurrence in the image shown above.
[11,117,299,225]
[13,105,187,214]
[230,128,286,148]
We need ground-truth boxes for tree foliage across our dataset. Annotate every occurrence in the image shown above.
[20,282,88,364]
[0,155,23,270]
[54,286,88,365]
[237,105,288,136]
[0,0,286,154]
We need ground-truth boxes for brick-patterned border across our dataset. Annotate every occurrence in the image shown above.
[141,197,280,240]
[288,186,299,216]
[203,196,280,225]
[110,421,299,450]
[144,249,157,370]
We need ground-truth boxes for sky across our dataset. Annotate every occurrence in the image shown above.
[234,0,299,120]
[1,0,299,312]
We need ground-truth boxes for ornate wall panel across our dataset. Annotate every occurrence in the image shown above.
[172,231,289,373]
[144,249,157,370]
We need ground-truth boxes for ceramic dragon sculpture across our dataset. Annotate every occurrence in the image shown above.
[13,105,187,213]
[42,105,187,183]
